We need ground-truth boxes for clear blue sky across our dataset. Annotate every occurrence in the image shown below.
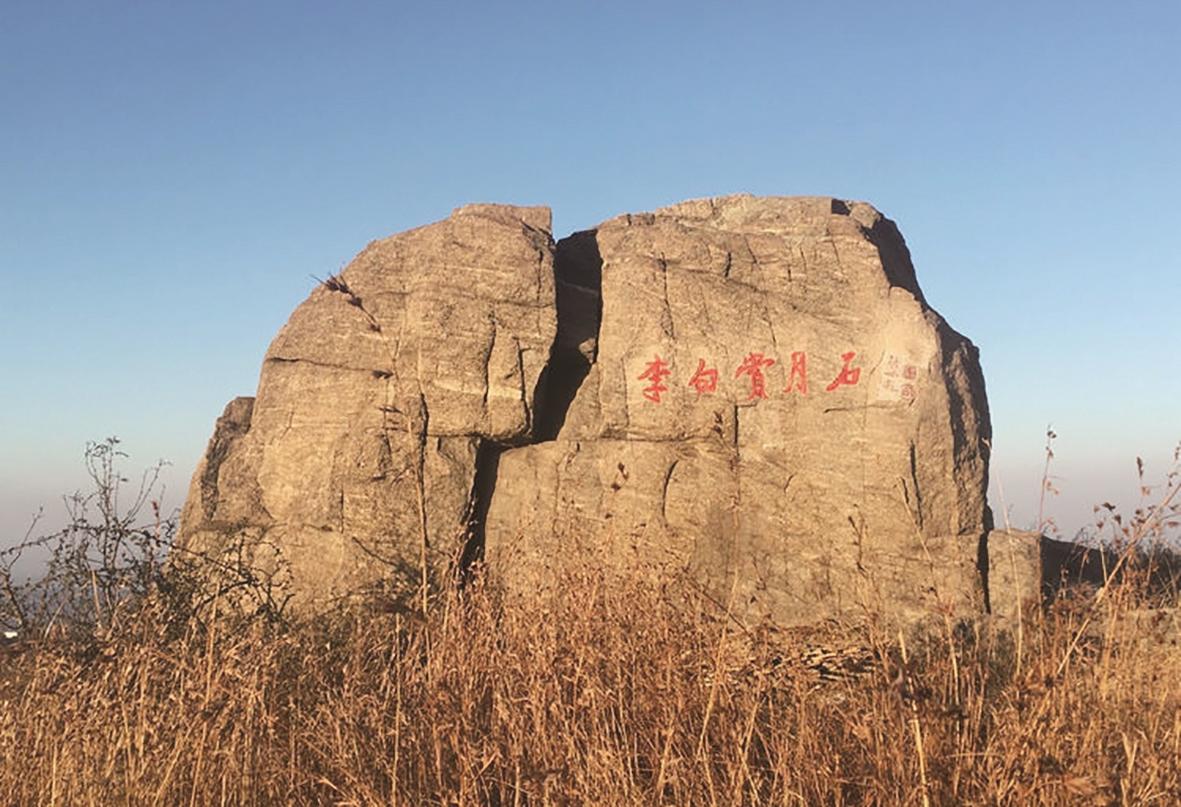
[2,0,1178,548]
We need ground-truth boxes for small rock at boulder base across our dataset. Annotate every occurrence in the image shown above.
[181,195,997,627]
[485,195,993,627]
[986,530,1044,625]
[178,204,557,606]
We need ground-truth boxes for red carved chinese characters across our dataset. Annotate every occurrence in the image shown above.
[637,355,672,403]
[637,349,878,402]
[687,359,719,397]
[881,353,919,402]
[783,351,808,394]
[900,362,917,401]
[735,352,776,400]
[824,351,861,392]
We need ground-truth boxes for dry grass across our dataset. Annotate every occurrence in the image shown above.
[0,562,1178,806]
[2,436,1178,804]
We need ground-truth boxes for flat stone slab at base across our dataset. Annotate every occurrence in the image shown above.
[986,529,1043,625]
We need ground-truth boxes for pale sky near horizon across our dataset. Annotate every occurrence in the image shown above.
[2,1,1179,552]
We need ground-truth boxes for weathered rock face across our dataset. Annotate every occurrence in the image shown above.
[182,194,995,627]
[179,204,557,605]
[485,196,993,627]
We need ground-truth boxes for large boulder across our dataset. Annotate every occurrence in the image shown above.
[181,194,997,628]
[485,196,993,627]
[179,204,557,606]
